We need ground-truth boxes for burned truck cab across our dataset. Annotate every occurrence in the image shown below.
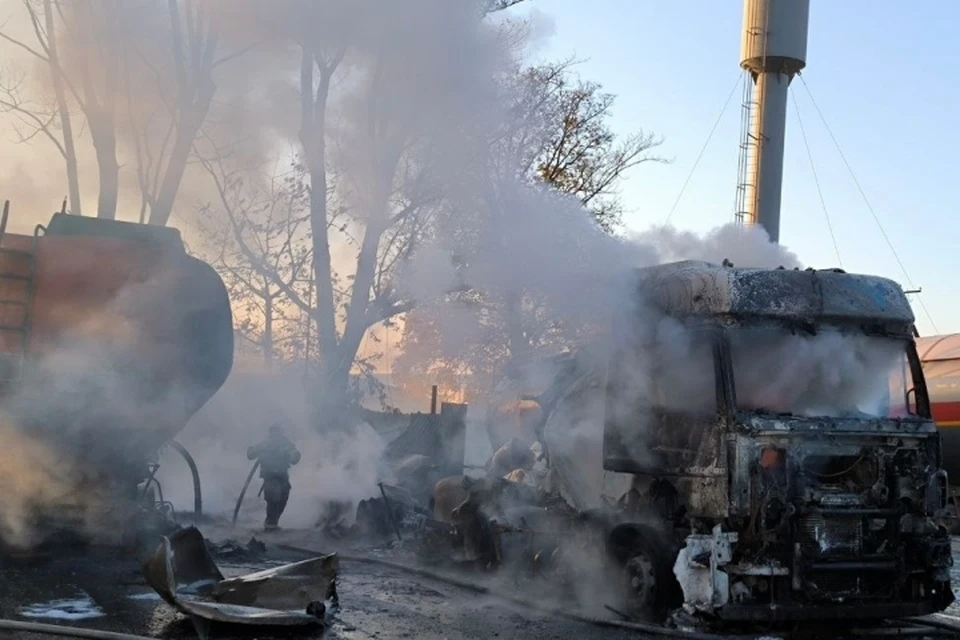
[603,261,954,621]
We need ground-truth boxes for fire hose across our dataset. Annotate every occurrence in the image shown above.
[232,460,260,525]
[276,543,959,640]
[0,620,155,640]
[276,544,747,640]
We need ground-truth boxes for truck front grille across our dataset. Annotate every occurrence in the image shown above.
[805,571,894,600]
[800,513,862,557]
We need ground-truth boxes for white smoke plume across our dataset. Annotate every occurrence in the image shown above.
[397,168,909,518]
[0,246,233,549]
[635,222,803,269]
[0,418,83,548]
[156,368,390,530]
[0,2,913,594]
[0,0,518,543]
[730,328,906,418]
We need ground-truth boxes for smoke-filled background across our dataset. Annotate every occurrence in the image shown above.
[0,0,913,560]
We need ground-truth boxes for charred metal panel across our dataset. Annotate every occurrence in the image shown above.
[706,421,954,618]
[143,527,338,628]
[384,405,468,478]
[674,526,737,614]
[636,261,915,335]
[675,476,728,520]
[739,414,939,436]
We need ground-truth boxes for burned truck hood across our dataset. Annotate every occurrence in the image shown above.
[635,261,916,336]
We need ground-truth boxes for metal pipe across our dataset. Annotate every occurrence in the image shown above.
[152,478,165,507]
[1,200,9,238]
[810,561,897,572]
[430,385,438,414]
[138,464,160,503]
[852,626,954,637]
[168,440,202,519]
[379,482,403,542]
[812,509,900,516]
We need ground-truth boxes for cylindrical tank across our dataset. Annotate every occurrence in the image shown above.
[737,0,810,243]
[0,213,234,482]
[916,334,960,484]
[740,0,809,75]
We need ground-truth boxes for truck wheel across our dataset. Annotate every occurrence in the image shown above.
[609,526,682,620]
[624,546,658,612]
[948,498,960,535]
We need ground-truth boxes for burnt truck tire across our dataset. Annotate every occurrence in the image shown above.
[608,526,682,621]
[948,498,960,535]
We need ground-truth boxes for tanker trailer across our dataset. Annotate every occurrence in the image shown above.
[914,334,960,520]
[0,207,233,548]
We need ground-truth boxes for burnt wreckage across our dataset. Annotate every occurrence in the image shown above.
[603,261,954,621]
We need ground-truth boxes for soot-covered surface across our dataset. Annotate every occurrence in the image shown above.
[947,537,960,618]
[0,534,643,640]
[2,531,959,640]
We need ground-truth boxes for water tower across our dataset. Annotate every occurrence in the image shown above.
[735,0,810,243]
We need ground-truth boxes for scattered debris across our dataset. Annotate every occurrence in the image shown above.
[379,483,403,542]
[205,536,266,562]
[19,592,105,621]
[315,500,354,538]
[356,483,430,539]
[143,526,338,632]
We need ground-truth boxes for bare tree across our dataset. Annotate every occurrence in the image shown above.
[315,53,447,416]
[128,0,221,226]
[513,60,665,231]
[68,0,121,219]
[186,2,528,419]
[0,0,82,214]
[195,156,314,367]
[397,59,663,397]
[198,142,408,412]
[297,35,347,415]
[0,0,228,223]
[217,5,445,420]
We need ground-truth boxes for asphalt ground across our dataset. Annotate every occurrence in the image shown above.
[0,527,642,640]
[1,529,959,640]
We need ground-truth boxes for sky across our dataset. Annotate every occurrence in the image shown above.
[509,0,960,337]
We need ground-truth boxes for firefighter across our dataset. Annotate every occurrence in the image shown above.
[247,423,301,530]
